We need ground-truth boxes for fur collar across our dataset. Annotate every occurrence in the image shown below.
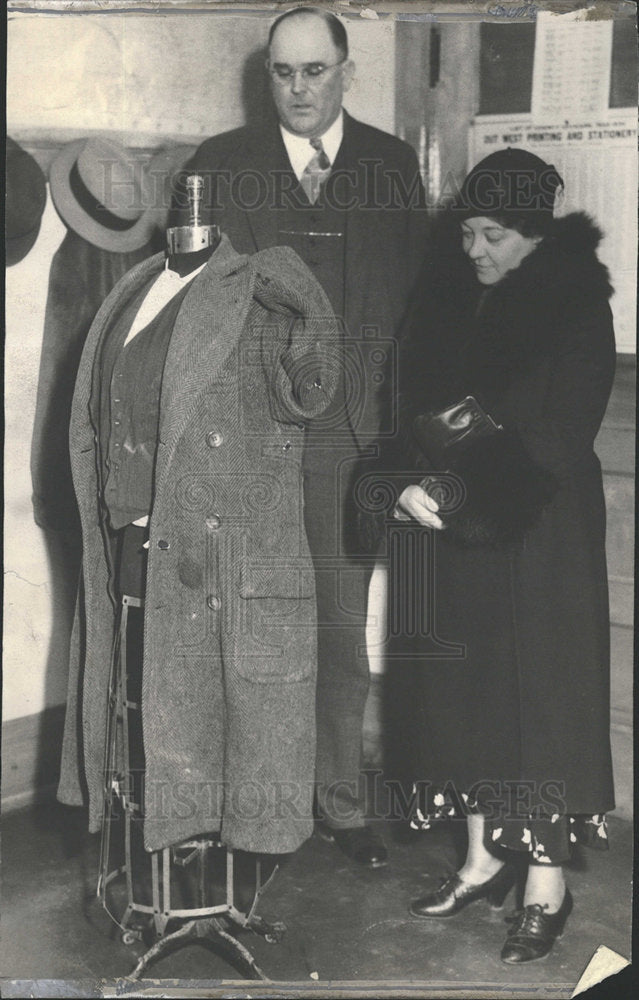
[482,211,613,306]
[459,212,613,402]
[399,212,614,416]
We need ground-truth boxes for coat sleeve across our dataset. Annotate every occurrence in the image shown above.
[436,295,616,548]
[512,297,616,477]
[251,247,341,422]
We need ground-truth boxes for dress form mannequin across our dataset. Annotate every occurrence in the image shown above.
[97,175,285,978]
[166,174,220,276]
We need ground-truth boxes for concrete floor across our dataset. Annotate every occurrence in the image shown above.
[0,801,632,998]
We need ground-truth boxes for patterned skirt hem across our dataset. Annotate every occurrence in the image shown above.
[410,785,609,865]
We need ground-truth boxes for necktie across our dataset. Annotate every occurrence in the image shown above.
[300,137,331,205]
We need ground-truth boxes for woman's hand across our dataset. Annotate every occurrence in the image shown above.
[394,484,444,530]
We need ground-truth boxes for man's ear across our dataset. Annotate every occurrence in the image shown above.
[342,59,355,93]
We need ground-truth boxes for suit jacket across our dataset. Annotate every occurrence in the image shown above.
[57,236,340,854]
[173,111,428,451]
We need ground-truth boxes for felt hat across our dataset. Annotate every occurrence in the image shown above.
[456,148,564,231]
[49,136,196,252]
[6,137,47,266]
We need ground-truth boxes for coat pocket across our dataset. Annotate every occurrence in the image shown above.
[239,562,315,600]
[235,561,316,683]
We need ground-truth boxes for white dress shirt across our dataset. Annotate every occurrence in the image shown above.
[279,111,344,181]
[124,259,206,347]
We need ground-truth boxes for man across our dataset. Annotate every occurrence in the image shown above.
[175,6,426,867]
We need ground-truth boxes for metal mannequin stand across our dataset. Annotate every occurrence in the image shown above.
[98,594,286,981]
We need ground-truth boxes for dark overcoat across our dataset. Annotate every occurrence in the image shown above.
[57,236,339,854]
[390,213,616,816]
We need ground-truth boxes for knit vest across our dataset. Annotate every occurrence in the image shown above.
[276,188,346,321]
[93,275,191,529]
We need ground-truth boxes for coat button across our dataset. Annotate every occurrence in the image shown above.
[206,431,223,448]
[206,515,221,530]
[157,539,170,550]
[207,594,221,611]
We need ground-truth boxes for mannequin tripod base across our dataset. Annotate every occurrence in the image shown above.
[127,910,286,981]
[100,595,287,982]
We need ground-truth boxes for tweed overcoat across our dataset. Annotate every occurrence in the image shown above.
[173,110,427,447]
[57,236,339,854]
[389,213,616,816]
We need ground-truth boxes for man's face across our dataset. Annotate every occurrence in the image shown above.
[268,15,354,138]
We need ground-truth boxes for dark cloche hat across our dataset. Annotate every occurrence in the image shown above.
[6,137,47,267]
[456,147,564,226]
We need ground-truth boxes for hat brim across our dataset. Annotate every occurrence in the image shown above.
[49,139,158,254]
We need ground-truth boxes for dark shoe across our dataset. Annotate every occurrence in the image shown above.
[318,824,388,868]
[501,888,573,964]
[410,863,517,918]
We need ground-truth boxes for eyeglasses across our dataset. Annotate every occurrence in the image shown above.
[266,58,347,86]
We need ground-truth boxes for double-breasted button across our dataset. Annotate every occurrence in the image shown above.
[205,515,221,531]
[157,539,170,550]
[206,430,223,448]
[206,594,221,611]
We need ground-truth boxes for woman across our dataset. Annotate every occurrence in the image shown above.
[392,148,616,963]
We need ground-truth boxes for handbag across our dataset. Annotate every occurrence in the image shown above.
[407,397,555,544]
[412,395,503,469]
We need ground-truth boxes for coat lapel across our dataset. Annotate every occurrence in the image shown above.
[156,235,255,477]
[336,111,367,278]
[239,125,289,252]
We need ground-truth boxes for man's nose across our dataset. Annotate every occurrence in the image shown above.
[290,69,308,94]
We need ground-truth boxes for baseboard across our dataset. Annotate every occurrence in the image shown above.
[1,704,66,811]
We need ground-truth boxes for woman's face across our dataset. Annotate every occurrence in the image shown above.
[461,217,541,285]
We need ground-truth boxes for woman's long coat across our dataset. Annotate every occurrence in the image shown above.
[390,213,616,817]
[57,236,339,854]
